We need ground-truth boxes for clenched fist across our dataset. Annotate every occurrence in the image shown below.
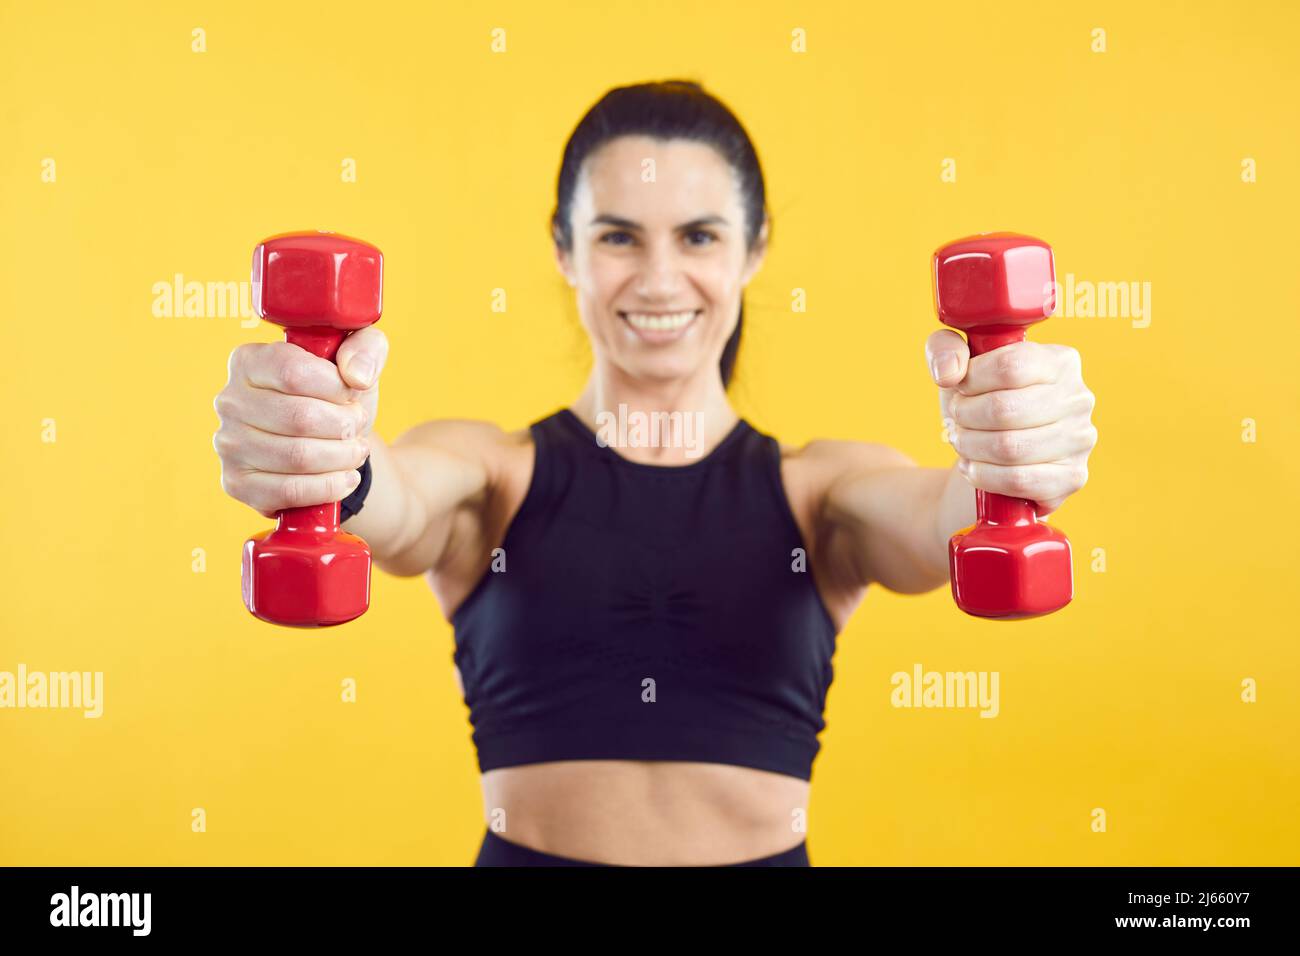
[213,327,389,518]
[926,330,1097,517]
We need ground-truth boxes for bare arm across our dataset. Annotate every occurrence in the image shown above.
[817,328,1097,596]
[820,446,975,595]
[344,420,502,578]
[214,326,501,580]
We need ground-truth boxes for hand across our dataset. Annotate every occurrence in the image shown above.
[926,330,1097,517]
[213,327,389,518]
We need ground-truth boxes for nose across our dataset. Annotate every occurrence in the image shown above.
[632,243,686,300]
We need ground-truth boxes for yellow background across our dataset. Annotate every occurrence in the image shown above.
[1,0,1296,866]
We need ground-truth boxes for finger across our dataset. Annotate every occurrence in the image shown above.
[229,389,367,440]
[956,457,1089,505]
[224,467,364,515]
[925,329,969,388]
[336,326,389,391]
[955,341,1059,397]
[950,382,1088,431]
[239,341,361,404]
[939,387,956,432]
[950,418,1098,465]
[216,421,370,475]
[1035,495,1069,518]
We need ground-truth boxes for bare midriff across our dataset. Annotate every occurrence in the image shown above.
[479,759,810,865]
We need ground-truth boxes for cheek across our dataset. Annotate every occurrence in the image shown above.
[573,271,621,330]
[583,259,631,309]
[705,290,741,345]
[697,254,747,308]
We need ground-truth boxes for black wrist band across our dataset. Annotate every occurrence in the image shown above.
[340,455,372,522]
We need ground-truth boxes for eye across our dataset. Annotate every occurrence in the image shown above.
[599,230,635,246]
[685,229,718,247]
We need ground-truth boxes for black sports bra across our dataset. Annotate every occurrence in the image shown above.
[450,408,840,781]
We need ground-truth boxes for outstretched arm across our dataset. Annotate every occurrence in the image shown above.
[214,326,504,580]
[818,332,1097,595]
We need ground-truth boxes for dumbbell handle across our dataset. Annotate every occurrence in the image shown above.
[964,323,1038,527]
[274,325,349,536]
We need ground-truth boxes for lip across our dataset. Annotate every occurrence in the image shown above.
[617,309,702,345]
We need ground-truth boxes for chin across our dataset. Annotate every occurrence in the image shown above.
[618,357,707,386]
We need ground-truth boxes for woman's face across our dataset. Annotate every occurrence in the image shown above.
[556,135,767,387]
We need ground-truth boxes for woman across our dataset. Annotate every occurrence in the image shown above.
[213,80,1097,866]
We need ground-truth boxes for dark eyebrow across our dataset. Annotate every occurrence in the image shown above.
[590,214,729,231]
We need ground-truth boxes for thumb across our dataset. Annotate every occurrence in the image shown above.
[336,326,389,390]
[925,329,969,388]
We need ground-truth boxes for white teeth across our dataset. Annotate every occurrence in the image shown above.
[623,310,697,331]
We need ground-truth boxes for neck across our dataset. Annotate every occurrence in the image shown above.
[569,364,738,466]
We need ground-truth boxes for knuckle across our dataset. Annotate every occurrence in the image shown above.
[285,437,313,472]
[343,404,365,438]
[228,343,254,378]
[947,423,963,451]
[947,394,965,425]
[1073,463,1090,489]
[1005,467,1036,497]
[219,468,244,501]
[281,474,309,508]
[278,358,313,395]
[212,390,235,421]
[1063,346,1082,374]
[267,341,298,362]
[996,348,1026,380]
[991,393,1018,426]
[285,400,317,436]
[994,431,1026,462]
[264,339,293,371]
[212,428,232,459]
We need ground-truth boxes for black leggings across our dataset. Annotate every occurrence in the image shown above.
[474,828,810,866]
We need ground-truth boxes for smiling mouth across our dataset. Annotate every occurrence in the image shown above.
[618,310,701,336]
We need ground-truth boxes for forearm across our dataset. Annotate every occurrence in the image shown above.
[933,462,977,569]
[341,421,495,576]
[883,463,980,586]
[827,460,976,593]
[339,434,421,563]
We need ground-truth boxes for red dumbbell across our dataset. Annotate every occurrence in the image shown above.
[932,232,1073,620]
[241,231,383,627]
